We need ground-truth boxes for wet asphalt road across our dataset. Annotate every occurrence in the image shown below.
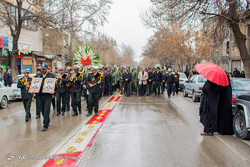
[1,93,250,167]
[78,93,250,167]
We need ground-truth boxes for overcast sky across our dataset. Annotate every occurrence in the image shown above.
[98,0,154,62]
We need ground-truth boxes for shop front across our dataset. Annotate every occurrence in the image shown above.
[0,36,10,70]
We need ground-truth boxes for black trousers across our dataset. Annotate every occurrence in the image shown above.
[154,81,161,95]
[52,96,55,109]
[23,98,32,119]
[167,83,174,97]
[66,90,70,110]
[36,94,52,128]
[147,82,153,95]
[88,92,100,114]
[56,92,66,114]
[105,82,112,96]
[139,84,146,95]
[71,92,81,114]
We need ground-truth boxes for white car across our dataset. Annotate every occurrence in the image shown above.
[0,82,14,109]
[11,74,36,99]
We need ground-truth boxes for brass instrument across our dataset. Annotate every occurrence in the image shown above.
[70,72,75,82]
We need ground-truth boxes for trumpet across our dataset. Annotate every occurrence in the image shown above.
[70,73,75,82]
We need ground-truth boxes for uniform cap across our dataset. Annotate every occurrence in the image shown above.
[23,68,30,73]
[73,65,79,70]
[168,68,172,72]
[41,63,49,69]
[156,67,160,69]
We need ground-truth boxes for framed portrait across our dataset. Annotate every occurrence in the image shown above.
[29,78,42,93]
[42,78,56,93]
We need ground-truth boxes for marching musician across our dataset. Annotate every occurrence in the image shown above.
[65,67,72,111]
[17,69,33,122]
[55,67,69,116]
[33,63,55,132]
[70,65,83,116]
[83,67,92,111]
[86,67,101,117]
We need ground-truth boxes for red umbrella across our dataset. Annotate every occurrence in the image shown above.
[195,62,229,87]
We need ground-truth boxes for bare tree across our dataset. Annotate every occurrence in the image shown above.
[142,0,250,77]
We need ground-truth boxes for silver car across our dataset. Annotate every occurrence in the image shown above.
[233,94,250,140]
[183,75,207,102]
[11,74,36,99]
[178,72,188,90]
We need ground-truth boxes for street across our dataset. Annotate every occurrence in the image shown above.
[1,93,250,167]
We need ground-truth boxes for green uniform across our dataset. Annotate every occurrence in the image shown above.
[119,70,125,93]
[70,73,83,115]
[111,71,116,92]
[132,70,139,94]
[55,73,69,115]
[17,76,33,120]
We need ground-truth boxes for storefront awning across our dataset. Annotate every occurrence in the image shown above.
[33,52,61,60]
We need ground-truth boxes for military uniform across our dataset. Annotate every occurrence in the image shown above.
[122,69,132,96]
[83,70,90,110]
[132,68,140,94]
[17,69,33,122]
[162,71,167,94]
[153,68,163,97]
[147,69,154,95]
[35,63,54,131]
[105,70,114,96]
[55,70,69,115]
[111,70,116,93]
[65,68,72,111]
[70,68,83,116]
[119,68,125,94]
[86,69,101,116]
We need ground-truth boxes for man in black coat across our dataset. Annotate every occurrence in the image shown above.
[33,63,54,132]
[105,69,114,96]
[153,67,162,98]
[122,68,132,97]
[233,68,240,77]
[86,67,102,116]
[55,67,69,116]
[17,69,33,122]
[166,69,175,98]
[4,66,12,87]
[147,68,154,96]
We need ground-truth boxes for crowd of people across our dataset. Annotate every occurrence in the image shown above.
[16,64,182,131]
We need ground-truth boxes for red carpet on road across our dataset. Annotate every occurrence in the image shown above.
[86,110,112,124]
[108,96,121,102]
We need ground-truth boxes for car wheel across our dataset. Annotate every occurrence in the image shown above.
[183,89,188,97]
[0,96,8,109]
[233,110,250,140]
[192,91,198,102]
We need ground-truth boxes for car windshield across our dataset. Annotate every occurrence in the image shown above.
[198,76,207,83]
[179,73,187,79]
[13,76,22,84]
[231,79,250,91]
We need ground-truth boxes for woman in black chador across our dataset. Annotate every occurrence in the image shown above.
[199,80,234,136]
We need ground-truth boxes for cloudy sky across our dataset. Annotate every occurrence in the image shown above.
[98,0,154,62]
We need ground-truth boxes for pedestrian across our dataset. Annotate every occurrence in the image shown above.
[55,67,69,116]
[199,80,234,135]
[147,67,154,96]
[65,67,72,111]
[138,68,148,96]
[161,70,166,94]
[0,66,4,82]
[153,67,162,98]
[4,66,12,87]
[86,67,101,117]
[166,69,175,98]
[105,69,114,96]
[122,68,132,97]
[233,68,240,77]
[240,71,245,78]
[33,63,54,132]
[119,67,125,94]
[173,70,180,95]
[184,69,190,79]
[17,69,33,122]
[83,67,92,110]
[70,65,83,116]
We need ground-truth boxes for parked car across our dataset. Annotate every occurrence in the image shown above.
[178,72,188,90]
[233,94,250,140]
[230,78,250,113]
[0,82,14,109]
[11,74,36,99]
[183,75,207,102]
